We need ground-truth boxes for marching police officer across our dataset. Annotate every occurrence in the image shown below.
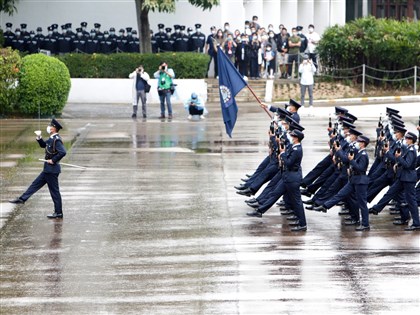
[189,23,206,52]
[4,23,15,47]
[9,119,67,219]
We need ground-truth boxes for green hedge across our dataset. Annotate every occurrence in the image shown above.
[0,48,21,115]
[318,17,420,70]
[17,54,71,116]
[56,52,210,79]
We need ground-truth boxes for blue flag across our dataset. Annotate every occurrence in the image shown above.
[217,47,247,137]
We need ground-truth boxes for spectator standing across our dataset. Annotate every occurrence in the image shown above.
[278,28,289,78]
[212,29,225,78]
[154,62,175,119]
[249,36,260,79]
[306,24,321,72]
[236,34,251,77]
[299,55,316,112]
[287,27,301,79]
[263,43,276,79]
[224,33,237,63]
[129,65,150,119]
[205,26,217,77]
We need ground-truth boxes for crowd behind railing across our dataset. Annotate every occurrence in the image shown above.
[1,16,321,80]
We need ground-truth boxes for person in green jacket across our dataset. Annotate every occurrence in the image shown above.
[154,61,175,119]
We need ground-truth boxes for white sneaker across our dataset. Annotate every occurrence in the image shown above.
[188,115,192,120]
[200,115,205,120]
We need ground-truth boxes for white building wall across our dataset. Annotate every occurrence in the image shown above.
[1,0,346,35]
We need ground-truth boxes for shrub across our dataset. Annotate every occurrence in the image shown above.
[56,52,210,79]
[17,53,71,116]
[0,48,21,116]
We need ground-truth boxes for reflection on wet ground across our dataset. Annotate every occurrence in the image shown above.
[0,103,419,314]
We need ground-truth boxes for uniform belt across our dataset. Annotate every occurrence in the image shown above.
[352,171,366,176]
[286,167,299,172]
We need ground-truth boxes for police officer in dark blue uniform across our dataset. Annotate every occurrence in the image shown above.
[85,29,99,53]
[161,28,173,52]
[174,25,189,52]
[3,22,15,47]
[154,23,167,51]
[261,99,301,123]
[314,134,371,231]
[170,25,181,49]
[115,28,127,52]
[9,119,67,219]
[25,30,39,54]
[370,131,419,230]
[20,23,30,39]
[35,27,45,49]
[189,23,206,52]
[11,28,25,51]
[126,29,140,52]
[43,26,58,54]
[247,129,307,232]
[99,30,116,53]
[73,28,87,53]
[80,22,89,37]
[94,23,103,37]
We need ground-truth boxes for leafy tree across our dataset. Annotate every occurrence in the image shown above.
[0,0,19,15]
[135,0,219,53]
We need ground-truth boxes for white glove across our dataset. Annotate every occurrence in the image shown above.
[34,130,42,139]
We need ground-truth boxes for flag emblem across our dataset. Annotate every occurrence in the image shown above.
[219,85,232,107]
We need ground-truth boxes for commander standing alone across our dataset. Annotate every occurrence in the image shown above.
[9,119,67,219]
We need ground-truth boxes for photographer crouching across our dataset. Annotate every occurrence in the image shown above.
[184,92,208,120]
[154,62,175,119]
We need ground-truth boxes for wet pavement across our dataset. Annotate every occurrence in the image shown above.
[1,102,419,314]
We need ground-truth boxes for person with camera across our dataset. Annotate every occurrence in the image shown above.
[299,54,316,113]
[129,65,151,119]
[184,92,207,120]
[154,62,175,119]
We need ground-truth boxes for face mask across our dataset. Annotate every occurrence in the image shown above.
[309,27,314,33]
[292,32,297,36]
[266,48,271,51]
[77,33,82,37]
[211,30,216,35]
[402,139,408,146]
[287,134,293,143]
[392,134,397,141]
[175,29,180,33]
[37,31,42,35]
[197,29,201,33]
[90,33,95,37]
[16,32,21,36]
[268,27,273,31]
[269,34,274,38]
[110,31,115,35]
[224,26,229,31]
[48,31,53,35]
[104,34,109,39]
[345,136,351,143]
[354,143,361,150]
[30,34,35,38]
[340,130,345,137]
[298,31,302,35]
[46,126,52,134]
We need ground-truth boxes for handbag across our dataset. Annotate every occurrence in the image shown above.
[144,81,151,93]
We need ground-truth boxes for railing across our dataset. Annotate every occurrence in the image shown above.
[320,64,418,95]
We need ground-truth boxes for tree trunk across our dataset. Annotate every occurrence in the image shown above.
[135,0,152,53]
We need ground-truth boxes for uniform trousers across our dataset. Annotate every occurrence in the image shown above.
[302,154,332,187]
[372,179,419,226]
[20,172,62,214]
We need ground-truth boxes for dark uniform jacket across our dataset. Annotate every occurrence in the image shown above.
[38,134,66,174]
[396,144,417,182]
[349,148,369,184]
[280,143,303,183]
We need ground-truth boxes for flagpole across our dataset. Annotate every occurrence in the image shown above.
[246,84,273,119]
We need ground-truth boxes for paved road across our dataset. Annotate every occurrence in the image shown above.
[1,102,419,314]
